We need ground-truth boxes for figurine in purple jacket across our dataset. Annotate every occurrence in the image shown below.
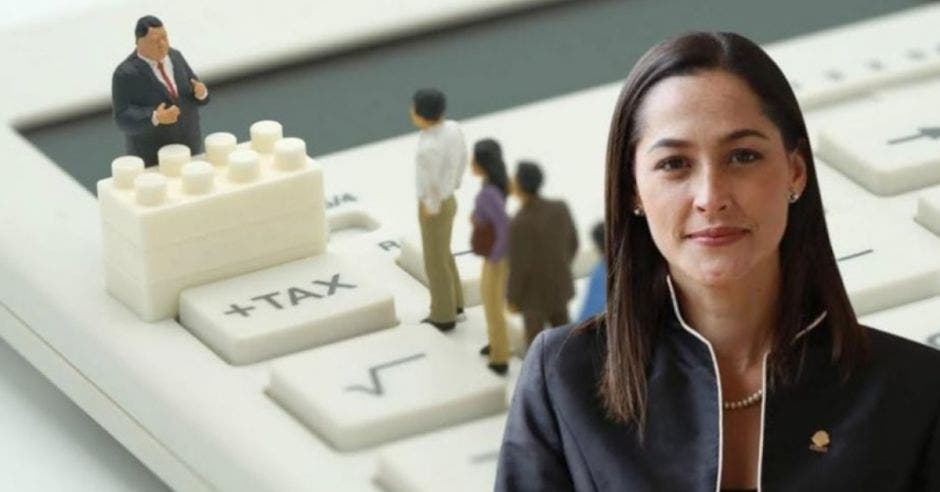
[470,139,512,376]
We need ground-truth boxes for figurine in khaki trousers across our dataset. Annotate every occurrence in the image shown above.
[410,88,467,332]
[469,139,512,376]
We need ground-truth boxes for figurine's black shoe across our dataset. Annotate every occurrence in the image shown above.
[479,345,491,356]
[456,307,465,315]
[421,317,456,332]
[487,362,508,376]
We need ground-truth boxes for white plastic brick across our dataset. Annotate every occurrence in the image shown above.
[97,123,328,321]
[105,242,321,322]
[102,207,325,284]
[97,153,325,249]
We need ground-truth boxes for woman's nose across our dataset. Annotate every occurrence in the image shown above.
[693,167,730,214]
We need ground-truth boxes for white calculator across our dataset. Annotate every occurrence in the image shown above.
[3,1,940,491]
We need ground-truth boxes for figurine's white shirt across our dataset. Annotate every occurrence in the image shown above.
[137,52,177,96]
[414,119,467,214]
[137,51,208,126]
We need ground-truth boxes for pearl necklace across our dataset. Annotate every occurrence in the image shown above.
[723,389,763,410]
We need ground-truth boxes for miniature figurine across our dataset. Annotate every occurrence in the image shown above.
[112,15,210,166]
[469,139,511,375]
[506,161,578,346]
[409,88,467,332]
[577,221,607,322]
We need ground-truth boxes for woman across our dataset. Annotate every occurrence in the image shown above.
[496,32,940,491]
[470,139,512,375]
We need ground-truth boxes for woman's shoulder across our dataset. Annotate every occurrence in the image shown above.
[862,325,940,388]
[530,321,606,380]
[865,326,940,370]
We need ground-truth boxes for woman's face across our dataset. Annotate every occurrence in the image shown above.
[632,69,806,288]
[471,160,483,177]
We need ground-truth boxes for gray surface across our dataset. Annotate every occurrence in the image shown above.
[21,0,927,193]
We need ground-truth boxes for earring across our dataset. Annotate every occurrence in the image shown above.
[633,207,644,217]
[788,191,800,204]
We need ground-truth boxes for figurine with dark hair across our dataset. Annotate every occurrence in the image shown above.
[497,32,940,492]
[505,161,578,346]
[576,221,606,322]
[409,88,467,332]
[470,139,511,375]
[112,15,209,166]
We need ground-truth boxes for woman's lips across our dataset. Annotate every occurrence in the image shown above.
[686,226,749,246]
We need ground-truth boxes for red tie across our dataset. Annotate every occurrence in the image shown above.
[156,61,178,100]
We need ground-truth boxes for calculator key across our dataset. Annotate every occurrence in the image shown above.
[770,19,940,109]
[815,86,940,195]
[828,211,940,315]
[396,223,483,307]
[375,414,507,492]
[859,296,940,349]
[323,189,380,233]
[916,187,940,237]
[268,325,506,451]
[179,253,396,364]
[813,157,880,215]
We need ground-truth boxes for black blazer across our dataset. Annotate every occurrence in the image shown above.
[111,48,210,166]
[496,314,940,491]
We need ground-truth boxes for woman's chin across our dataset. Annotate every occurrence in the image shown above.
[683,261,748,289]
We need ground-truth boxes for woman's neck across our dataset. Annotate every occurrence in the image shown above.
[670,258,780,373]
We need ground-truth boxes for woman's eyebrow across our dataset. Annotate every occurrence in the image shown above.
[722,128,769,143]
[646,128,769,154]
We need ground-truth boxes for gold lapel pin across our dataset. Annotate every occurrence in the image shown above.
[809,430,830,453]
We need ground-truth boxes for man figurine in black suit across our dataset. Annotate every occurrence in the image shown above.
[112,15,210,166]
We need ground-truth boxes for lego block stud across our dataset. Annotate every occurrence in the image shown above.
[274,137,307,171]
[158,144,192,177]
[134,173,168,206]
[205,132,237,167]
[250,120,283,154]
[111,155,145,189]
[182,160,215,195]
[227,149,260,182]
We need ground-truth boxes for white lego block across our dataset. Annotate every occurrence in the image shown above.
[102,207,326,284]
[204,132,237,166]
[250,120,283,153]
[111,155,144,189]
[97,153,325,249]
[179,254,398,364]
[134,173,167,206]
[98,125,329,321]
[274,137,306,171]
[105,242,321,322]
[158,143,191,177]
[227,149,260,182]
[181,161,214,195]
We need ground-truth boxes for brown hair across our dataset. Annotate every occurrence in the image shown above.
[591,31,868,430]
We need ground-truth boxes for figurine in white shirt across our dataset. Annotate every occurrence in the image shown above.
[410,88,468,332]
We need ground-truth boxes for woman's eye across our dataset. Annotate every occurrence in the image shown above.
[730,149,762,164]
[655,156,687,171]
